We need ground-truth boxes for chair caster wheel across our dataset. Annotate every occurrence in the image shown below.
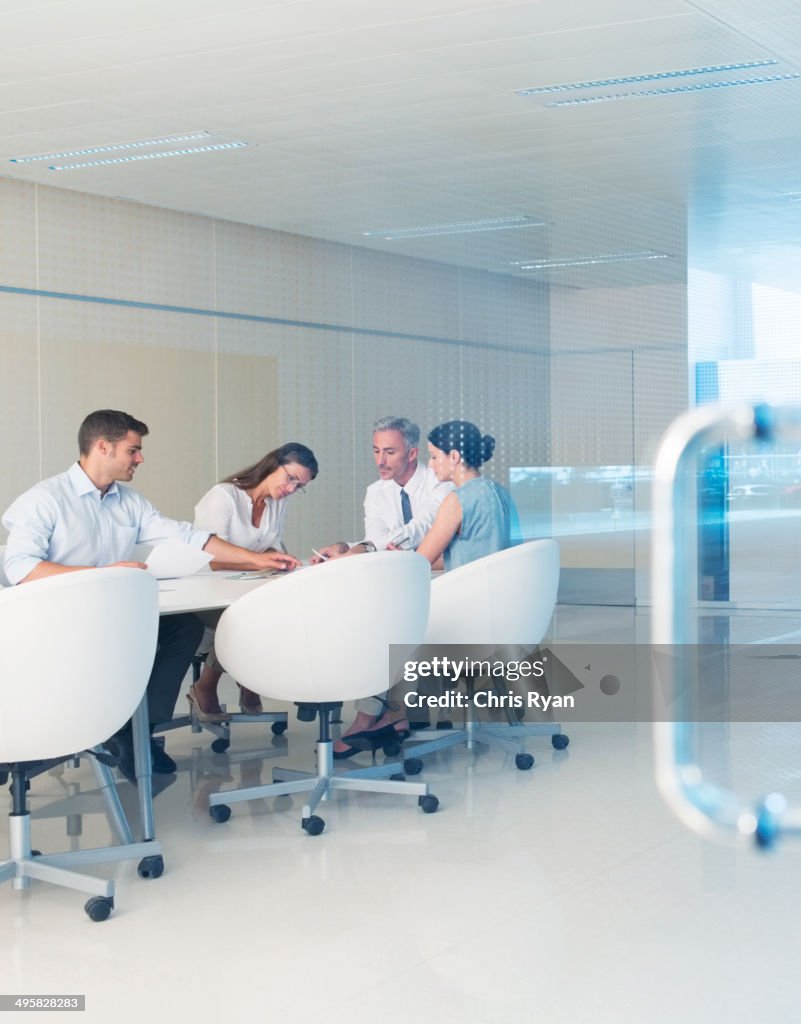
[403,758,423,775]
[382,740,402,757]
[209,804,231,823]
[552,734,569,750]
[271,721,288,736]
[389,773,406,781]
[85,896,114,922]
[515,753,534,770]
[303,815,325,835]
[137,855,164,879]
[31,850,42,857]
[211,738,230,753]
[419,794,439,814]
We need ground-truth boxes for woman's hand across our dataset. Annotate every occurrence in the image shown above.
[253,550,302,572]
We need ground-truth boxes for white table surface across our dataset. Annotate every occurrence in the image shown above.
[157,571,284,614]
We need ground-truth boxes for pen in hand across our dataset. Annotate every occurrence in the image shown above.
[311,548,330,561]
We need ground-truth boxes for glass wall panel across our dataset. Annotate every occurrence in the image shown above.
[690,268,801,609]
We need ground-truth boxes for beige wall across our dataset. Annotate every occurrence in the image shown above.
[0,177,551,555]
[0,177,688,598]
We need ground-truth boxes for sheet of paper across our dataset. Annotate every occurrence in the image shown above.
[221,565,310,579]
[221,569,282,580]
[133,540,213,580]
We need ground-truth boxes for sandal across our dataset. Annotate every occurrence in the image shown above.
[187,684,233,723]
[237,684,264,715]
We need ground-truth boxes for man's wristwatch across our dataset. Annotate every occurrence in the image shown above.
[358,540,376,553]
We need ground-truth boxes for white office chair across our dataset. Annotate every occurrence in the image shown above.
[0,567,160,921]
[208,551,440,834]
[400,539,567,771]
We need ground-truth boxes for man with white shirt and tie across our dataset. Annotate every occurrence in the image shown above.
[313,415,452,559]
[312,416,452,755]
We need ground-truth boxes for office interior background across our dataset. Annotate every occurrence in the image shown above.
[2,1,801,1021]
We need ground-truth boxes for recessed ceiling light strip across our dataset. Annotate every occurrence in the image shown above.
[49,141,248,171]
[513,252,670,270]
[10,132,211,164]
[363,215,546,239]
[514,60,778,96]
[545,73,800,107]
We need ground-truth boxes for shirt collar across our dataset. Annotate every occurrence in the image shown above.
[68,461,120,501]
[393,462,423,492]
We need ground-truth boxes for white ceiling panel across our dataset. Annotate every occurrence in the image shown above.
[0,101,131,139]
[1,0,801,287]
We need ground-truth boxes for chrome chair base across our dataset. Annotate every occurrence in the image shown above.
[208,711,439,835]
[398,715,566,771]
[1,756,163,921]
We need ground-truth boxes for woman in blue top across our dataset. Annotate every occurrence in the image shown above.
[416,420,516,570]
[334,421,516,758]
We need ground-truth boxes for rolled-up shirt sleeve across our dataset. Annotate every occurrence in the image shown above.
[135,497,210,549]
[2,491,59,585]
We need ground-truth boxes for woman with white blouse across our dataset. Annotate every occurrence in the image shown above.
[190,442,318,720]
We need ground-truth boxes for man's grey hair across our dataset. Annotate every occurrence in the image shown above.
[372,416,420,451]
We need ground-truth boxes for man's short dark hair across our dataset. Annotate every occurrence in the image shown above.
[78,410,149,456]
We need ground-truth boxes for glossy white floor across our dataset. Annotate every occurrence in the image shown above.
[3,604,801,1024]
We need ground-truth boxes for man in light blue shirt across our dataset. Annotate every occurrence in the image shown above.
[3,409,300,782]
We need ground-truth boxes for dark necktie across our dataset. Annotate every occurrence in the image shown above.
[400,488,412,524]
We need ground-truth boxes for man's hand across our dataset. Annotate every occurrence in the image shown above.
[310,542,349,564]
[110,560,148,569]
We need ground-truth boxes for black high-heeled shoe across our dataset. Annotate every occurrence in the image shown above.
[339,723,397,746]
[332,742,362,761]
[332,725,393,760]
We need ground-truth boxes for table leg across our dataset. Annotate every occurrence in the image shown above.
[132,696,155,841]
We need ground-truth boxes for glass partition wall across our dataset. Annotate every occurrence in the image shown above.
[691,270,801,610]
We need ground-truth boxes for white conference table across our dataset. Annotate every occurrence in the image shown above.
[132,570,286,842]
[157,570,279,615]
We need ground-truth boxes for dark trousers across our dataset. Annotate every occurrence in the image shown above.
[145,613,205,726]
